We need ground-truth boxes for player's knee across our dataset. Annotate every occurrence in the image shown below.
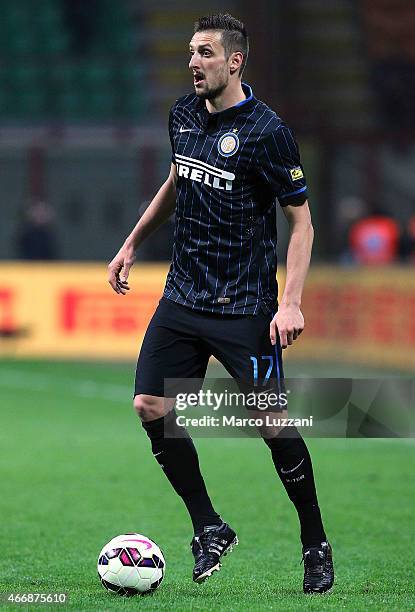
[133,394,165,422]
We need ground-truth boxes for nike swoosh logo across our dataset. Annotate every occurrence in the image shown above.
[251,388,273,396]
[179,126,197,133]
[280,458,304,474]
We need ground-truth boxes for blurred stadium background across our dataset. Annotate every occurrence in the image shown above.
[0,0,414,371]
[1,2,414,609]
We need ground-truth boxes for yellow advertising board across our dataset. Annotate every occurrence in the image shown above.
[291,266,415,371]
[0,263,167,360]
[0,263,414,370]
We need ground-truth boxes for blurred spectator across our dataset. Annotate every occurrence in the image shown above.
[348,209,400,265]
[16,200,59,261]
[63,0,99,56]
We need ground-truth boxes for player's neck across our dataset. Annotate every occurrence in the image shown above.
[205,81,246,114]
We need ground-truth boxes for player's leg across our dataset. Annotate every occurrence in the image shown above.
[206,311,333,593]
[135,393,221,534]
[259,334,334,593]
[258,340,327,549]
[263,425,333,593]
[134,298,221,536]
[138,303,239,583]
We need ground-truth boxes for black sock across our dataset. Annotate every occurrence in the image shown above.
[264,426,326,548]
[142,410,221,534]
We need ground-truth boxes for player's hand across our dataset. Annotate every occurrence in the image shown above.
[270,304,304,349]
[108,242,136,295]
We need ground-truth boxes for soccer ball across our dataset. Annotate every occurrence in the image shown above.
[97,533,165,596]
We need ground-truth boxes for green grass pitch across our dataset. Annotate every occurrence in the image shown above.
[0,358,414,611]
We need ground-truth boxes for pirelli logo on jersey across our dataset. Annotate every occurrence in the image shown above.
[175,153,235,191]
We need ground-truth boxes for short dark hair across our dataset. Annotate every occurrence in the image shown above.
[194,13,249,76]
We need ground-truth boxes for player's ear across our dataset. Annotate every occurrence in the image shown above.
[229,51,243,76]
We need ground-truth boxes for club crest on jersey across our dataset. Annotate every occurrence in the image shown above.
[218,132,239,157]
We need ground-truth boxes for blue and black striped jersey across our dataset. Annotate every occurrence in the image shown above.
[163,83,308,315]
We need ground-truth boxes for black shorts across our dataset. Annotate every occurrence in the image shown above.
[134,297,284,398]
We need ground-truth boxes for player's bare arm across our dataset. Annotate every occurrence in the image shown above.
[270,201,314,349]
[108,163,177,294]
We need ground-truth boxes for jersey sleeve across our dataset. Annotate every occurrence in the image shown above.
[256,124,308,206]
[168,106,176,164]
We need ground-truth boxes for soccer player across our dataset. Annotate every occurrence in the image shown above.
[108,13,334,594]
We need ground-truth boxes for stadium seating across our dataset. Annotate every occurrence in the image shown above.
[0,0,145,122]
